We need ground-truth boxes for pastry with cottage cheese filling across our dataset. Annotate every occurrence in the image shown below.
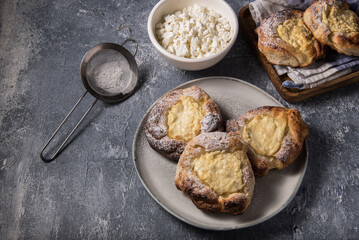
[145,86,223,161]
[175,132,255,215]
[256,9,325,67]
[226,106,309,177]
[303,0,359,56]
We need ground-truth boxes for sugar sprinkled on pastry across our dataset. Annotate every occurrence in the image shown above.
[145,86,223,161]
[303,0,359,56]
[175,132,255,215]
[256,9,325,67]
[226,106,309,177]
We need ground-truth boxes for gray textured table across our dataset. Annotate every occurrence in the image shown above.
[1,0,358,239]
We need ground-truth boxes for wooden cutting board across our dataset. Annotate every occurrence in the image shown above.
[238,5,359,103]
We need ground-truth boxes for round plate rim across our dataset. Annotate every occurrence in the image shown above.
[132,76,308,230]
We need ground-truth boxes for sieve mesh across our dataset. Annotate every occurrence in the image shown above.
[86,49,133,96]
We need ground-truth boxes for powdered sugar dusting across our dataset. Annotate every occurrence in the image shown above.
[87,49,133,95]
[133,77,306,229]
[91,61,124,93]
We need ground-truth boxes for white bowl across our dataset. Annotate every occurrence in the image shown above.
[147,0,239,71]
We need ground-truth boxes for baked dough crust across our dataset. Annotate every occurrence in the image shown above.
[226,106,309,177]
[145,86,223,161]
[175,132,255,215]
[256,9,325,67]
[303,0,359,56]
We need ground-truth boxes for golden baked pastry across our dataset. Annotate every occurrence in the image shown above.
[175,132,255,215]
[303,0,359,56]
[226,106,309,177]
[256,9,325,67]
[145,86,223,160]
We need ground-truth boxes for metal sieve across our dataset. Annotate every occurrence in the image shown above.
[40,39,138,162]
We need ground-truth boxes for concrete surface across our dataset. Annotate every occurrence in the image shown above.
[0,0,358,239]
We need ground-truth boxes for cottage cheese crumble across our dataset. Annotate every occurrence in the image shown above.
[155,5,232,58]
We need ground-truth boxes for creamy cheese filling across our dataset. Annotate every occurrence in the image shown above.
[277,17,316,54]
[242,115,287,156]
[322,5,359,33]
[167,96,205,142]
[191,150,246,195]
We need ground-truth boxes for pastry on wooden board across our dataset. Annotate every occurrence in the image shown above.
[303,0,359,56]
[226,106,309,177]
[256,9,325,67]
[145,86,223,161]
[175,132,255,215]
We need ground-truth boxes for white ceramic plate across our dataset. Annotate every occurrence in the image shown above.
[132,77,308,230]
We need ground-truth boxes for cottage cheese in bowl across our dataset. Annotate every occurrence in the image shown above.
[155,5,232,59]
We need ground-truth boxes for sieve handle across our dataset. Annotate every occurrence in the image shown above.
[40,91,98,162]
[120,38,138,57]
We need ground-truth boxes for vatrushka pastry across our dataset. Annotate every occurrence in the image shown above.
[145,86,223,161]
[175,132,255,215]
[256,9,325,67]
[303,0,359,56]
[226,106,309,177]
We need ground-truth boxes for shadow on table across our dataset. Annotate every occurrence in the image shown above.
[40,102,104,162]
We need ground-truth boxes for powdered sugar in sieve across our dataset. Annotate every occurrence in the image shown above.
[91,61,124,94]
[86,48,133,96]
